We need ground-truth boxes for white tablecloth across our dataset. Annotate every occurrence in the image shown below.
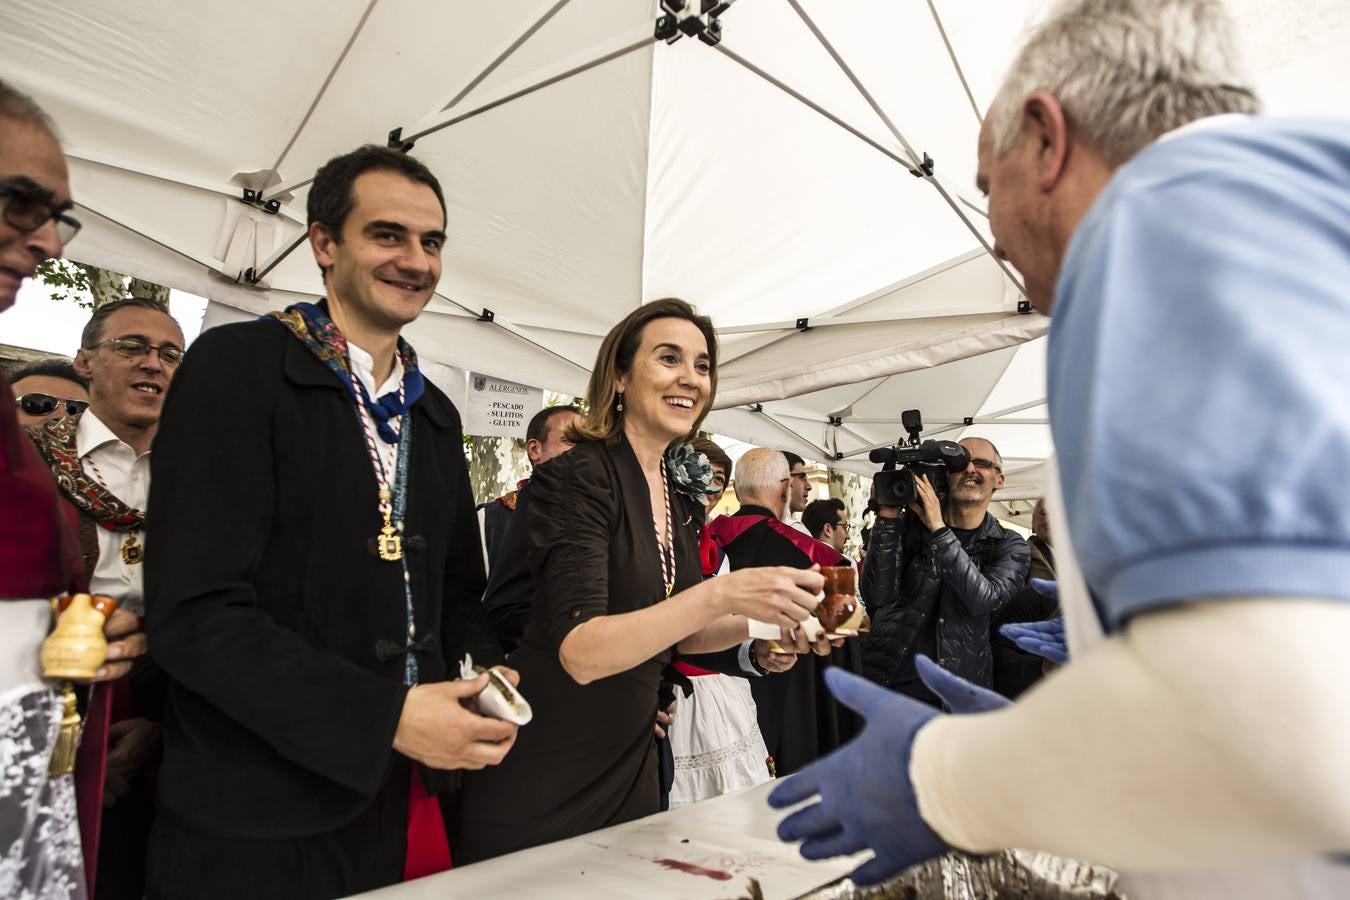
[350,781,864,899]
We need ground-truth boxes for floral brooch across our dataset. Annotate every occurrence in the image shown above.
[665,442,715,501]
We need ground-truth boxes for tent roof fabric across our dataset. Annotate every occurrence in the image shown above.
[5,0,1346,491]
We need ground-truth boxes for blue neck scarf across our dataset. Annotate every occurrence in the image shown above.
[266,300,425,443]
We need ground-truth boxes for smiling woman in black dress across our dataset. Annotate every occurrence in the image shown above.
[456,299,823,863]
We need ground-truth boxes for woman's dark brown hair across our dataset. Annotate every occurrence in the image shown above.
[567,298,718,444]
[690,436,732,480]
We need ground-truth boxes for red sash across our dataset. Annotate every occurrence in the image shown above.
[403,767,452,881]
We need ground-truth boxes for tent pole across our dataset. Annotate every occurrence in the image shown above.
[781,0,1028,297]
[424,292,592,376]
[748,408,833,460]
[403,24,657,145]
[432,0,575,114]
[258,15,648,203]
[924,0,984,124]
[259,0,382,195]
[710,45,917,174]
[64,150,306,222]
[246,232,311,284]
[716,303,1017,335]
[74,200,227,272]
[847,398,1048,428]
[918,417,1048,426]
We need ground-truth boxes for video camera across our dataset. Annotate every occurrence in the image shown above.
[868,409,970,508]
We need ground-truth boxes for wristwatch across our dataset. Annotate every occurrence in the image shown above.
[748,640,773,676]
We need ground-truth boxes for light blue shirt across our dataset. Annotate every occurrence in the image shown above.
[1049,116,1350,630]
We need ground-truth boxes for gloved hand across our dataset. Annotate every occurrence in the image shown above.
[1029,577,1058,602]
[999,618,1068,665]
[769,668,948,885]
[915,655,1010,714]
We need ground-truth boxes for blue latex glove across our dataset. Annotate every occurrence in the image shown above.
[915,654,1010,713]
[1029,577,1058,602]
[769,668,948,885]
[999,619,1068,664]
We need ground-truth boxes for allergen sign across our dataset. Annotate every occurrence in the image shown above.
[464,372,544,439]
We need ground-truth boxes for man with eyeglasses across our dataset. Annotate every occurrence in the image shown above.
[802,498,851,556]
[0,78,142,899]
[10,357,89,428]
[781,450,813,534]
[858,436,1030,707]
[25,295,183,900]
[29,297,184,602]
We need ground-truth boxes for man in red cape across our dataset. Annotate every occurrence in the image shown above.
[707,448,858,776]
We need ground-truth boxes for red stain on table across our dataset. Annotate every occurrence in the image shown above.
[653,858,734,881]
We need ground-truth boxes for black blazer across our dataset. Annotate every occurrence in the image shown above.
[146,320,501,839]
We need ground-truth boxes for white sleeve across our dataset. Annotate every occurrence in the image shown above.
[737,640,760,676]
[910,598,1350,871]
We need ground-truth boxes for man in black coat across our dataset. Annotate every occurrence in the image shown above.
[145,146,518,899]
[481,403,579,653]
[860,436,1029,707]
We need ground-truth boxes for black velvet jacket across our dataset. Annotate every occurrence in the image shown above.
[146,320,501,839]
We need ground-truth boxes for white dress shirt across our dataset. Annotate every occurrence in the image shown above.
[346,342,405,481]
[78,411,150,615]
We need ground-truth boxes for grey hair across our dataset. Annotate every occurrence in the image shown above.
[734,448,789,507]
[0,79,57,136]
[987,0,1260,167]
[961,435,1003,469]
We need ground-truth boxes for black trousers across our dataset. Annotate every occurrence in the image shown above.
[146,761,409,900]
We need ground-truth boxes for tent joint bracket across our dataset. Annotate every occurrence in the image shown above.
[655,0,733,46]
[239,189,281,215]
[909,152,936,178]
[387,128,415,153]
[478,308,496,323]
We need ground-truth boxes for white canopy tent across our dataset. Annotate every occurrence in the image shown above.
[5,0,1346,507]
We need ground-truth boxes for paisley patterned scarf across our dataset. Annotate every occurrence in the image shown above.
[26,413,144,532]
[266,300,425,443]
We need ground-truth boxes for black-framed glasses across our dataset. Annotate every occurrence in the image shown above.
[832,520,852,532]
[970,457,1002,472]
[87,337,184,368]
[0,180,81,245]
[16,393,89,418]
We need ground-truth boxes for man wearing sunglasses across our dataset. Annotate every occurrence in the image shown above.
[25,295,183,899]
[10,357,89,428]
[803,498,851,556]
[859,436,1030,707]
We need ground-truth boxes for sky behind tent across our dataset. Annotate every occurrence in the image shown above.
[3,277,207,356]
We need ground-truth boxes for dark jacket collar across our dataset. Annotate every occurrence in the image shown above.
[962,510,1009,541]
[733,504,777,519]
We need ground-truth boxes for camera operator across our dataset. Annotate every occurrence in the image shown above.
[859,437,1030,706]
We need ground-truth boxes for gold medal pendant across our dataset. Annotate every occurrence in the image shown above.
[377,521,403,561]
[121,531,144,565]
[375,492,403,561]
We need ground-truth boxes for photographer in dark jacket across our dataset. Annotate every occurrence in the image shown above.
[859,437,1029,707]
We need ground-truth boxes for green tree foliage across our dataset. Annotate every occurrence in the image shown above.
[33,259,170,310]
